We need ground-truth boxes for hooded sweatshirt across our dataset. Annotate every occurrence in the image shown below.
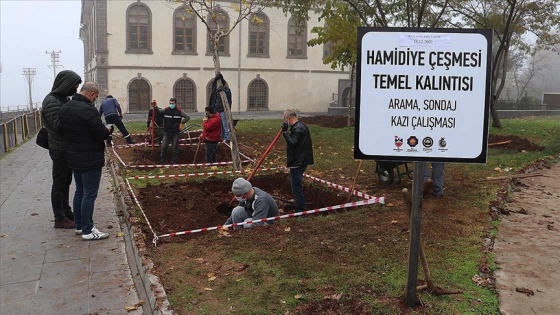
[41,70,82,151]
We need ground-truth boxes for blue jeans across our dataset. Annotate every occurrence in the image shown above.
[161,131,180,163]
[289,166,307,212]
[219,111,230,141]
[73,168,102,234]
[423,162,445,195]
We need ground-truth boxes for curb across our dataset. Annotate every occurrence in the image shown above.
[108,152,174,315]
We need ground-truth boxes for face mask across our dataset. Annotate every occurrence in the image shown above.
[67,87,78,96]
[235,196,246,202]
[169,104,176,109]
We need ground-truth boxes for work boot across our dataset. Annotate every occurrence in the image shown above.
[423,179,433,196]
[54,218,75,229]
[125,135,136,145]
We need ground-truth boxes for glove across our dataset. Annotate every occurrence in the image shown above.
[281,121,289,132]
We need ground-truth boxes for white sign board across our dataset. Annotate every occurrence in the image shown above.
[355,28,492,163]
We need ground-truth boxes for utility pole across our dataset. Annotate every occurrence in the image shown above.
[22,68,36,110]
[46,50,63,78]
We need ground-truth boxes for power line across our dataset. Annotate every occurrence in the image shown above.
[22,68,36,110]
[46,50,64,78]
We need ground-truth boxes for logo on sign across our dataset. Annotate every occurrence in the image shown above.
[438,137,448,152]
[407,136,419,147]
[422,137,433,148]
[422,136,434,153]
[394,136,403,152]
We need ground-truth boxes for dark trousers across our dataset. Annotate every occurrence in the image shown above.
[48,149,73,221]
[72,168,102,235]
[204,142,218,163]
[161,131,180,163]
[289,165,307,212]
[105,115,130,137]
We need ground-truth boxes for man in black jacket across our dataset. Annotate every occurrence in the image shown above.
[59,82,112,241]
[209,73,232,143]
[281,109,314,213]
[160,97,190,164]
[41,70,82,229]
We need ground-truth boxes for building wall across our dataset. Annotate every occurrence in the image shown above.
[82,0,347,113]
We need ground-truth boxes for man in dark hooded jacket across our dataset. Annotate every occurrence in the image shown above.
[41,70,82,229]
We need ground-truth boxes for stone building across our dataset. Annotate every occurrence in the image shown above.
[80,0,348,113]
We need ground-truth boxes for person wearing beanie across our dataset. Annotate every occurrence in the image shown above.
[99,95,135,146]
[224,178,279,229]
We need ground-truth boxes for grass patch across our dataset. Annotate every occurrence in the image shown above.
[124,116,559,314]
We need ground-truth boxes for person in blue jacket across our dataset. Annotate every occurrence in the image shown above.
[99,95,135,146]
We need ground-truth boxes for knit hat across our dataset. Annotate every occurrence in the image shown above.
[232,178,252,195]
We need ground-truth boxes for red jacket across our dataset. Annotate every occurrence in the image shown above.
[201,113,221,143]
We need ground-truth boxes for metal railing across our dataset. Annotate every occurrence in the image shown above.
[0,109,42,155]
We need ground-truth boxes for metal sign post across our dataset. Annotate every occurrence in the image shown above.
[405,161,425,306]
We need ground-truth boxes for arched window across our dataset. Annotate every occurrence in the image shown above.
[127,4,151,53]
[247,78,268,111]
[206,9,230,55]
[287,17,307,58]
[128,78,151,112]
[323,23,333,59]
[174,78,197,112]
[173,8,196,53]
[248,13,269,57]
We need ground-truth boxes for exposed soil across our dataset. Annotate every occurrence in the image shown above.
[300,115,354,128]
[136,173,354,242]
[488,134,544,152]
[115,142,237,165]
[126,115,554,314]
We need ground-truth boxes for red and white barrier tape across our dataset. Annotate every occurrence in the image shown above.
[124,177,159,246]
[127,167,279,180]
[303,172,376,200]
[156,197,383,243]
[127,159,253,169]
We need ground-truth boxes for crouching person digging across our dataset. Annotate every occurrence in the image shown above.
[224,178,279,229]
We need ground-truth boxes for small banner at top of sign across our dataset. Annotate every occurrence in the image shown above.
[400,33,451,47]
[354,27,492,164]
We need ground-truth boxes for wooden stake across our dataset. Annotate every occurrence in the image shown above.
[488,140,512,146]
[485,172,543,180]
[347,160,363,203]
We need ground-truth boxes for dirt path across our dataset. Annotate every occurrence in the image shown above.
[494,162,560,314]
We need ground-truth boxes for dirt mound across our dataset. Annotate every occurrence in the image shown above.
[488,134,544,152]
[300,115,354,128]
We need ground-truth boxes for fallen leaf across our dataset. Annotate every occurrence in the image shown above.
[387,203,394,207]
[294,294,303,299]
[391,220,398,224]
[204,287,213,291]
[515,287,534,296]
[117,232,125,237]
[284,227,291,232]
[195,258,205,264]
[31,213,39,216]
[0,234,7,238]
[208,276,217,281]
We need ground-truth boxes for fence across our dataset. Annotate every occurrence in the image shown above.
[0,110,42,155]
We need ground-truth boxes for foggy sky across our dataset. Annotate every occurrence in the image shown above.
[0,0,84,110]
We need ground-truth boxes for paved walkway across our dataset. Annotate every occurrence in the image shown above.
[0,138,142,314]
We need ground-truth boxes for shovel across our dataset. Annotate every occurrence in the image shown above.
[193,137,202,164]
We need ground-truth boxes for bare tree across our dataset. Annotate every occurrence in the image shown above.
[173,0,267,171]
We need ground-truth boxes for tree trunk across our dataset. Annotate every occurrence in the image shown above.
[346,63,356,128]
[213,40,242,171]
